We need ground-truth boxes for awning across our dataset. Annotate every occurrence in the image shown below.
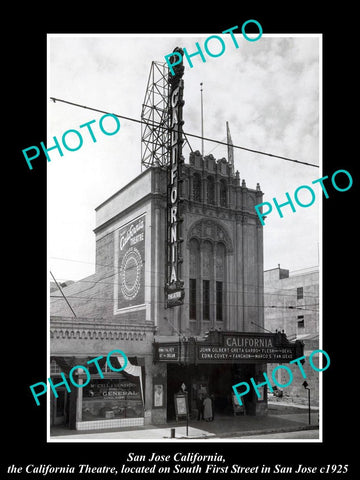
[118,356,144,405]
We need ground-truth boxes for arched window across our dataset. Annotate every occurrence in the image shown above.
[189,238,200,320]
[202,241,213,321]
[193,173,201,201]
[207,176,215,204]
[219,179,227,207]
[188,220,232,334]
[216,243,226,322]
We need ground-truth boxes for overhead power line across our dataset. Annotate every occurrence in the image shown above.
[50,270,77,317]
[50,97,319,168]
[50,294,319,312]
[49,262,320,299]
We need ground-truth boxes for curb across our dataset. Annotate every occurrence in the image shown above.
[215,424,319,439]
[164,424,320,440]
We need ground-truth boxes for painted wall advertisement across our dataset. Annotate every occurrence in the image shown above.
[117,215,145,310]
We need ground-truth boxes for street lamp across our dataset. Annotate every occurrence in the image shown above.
[302,381,311,425]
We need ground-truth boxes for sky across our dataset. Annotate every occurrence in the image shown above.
[47,32,321,283]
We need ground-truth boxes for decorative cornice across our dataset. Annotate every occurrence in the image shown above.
[50,316,154,341]
[50,329,148,341]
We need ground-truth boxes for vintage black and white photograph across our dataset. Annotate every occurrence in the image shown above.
[46,32,323,442]
[7,8,358,478]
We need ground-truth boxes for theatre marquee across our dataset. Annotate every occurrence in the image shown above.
[153,331,303,365]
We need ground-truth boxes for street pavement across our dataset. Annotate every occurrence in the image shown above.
[235,429,320,440]
[50,403,320,442]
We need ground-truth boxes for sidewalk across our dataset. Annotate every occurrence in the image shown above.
[50,403,320,441]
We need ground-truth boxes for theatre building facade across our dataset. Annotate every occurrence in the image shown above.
[50,152,302,431]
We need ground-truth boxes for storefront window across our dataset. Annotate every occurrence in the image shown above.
[56,390,66,416]
[82,376,143,420]
[50,359,63,375]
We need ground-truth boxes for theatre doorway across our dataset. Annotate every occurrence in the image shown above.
[166,363,257,421]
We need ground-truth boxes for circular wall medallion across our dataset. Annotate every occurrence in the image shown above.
[119,246,143,301]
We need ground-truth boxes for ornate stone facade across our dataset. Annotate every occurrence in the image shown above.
[50,152,265,429]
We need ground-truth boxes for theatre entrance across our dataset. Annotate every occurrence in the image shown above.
[166,363,257,421]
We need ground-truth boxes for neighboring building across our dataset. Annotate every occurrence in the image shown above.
[50,280,74,293]
[264,265,320,405]
[49,153,303,432]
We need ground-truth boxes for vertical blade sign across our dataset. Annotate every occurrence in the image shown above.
[166,47,185,308]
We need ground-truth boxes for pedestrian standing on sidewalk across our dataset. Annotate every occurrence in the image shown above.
[210,394,215,421]
[203,394,213,422]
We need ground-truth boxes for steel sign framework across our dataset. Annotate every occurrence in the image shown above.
[141,50,186,308]
[140,61,170,169]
